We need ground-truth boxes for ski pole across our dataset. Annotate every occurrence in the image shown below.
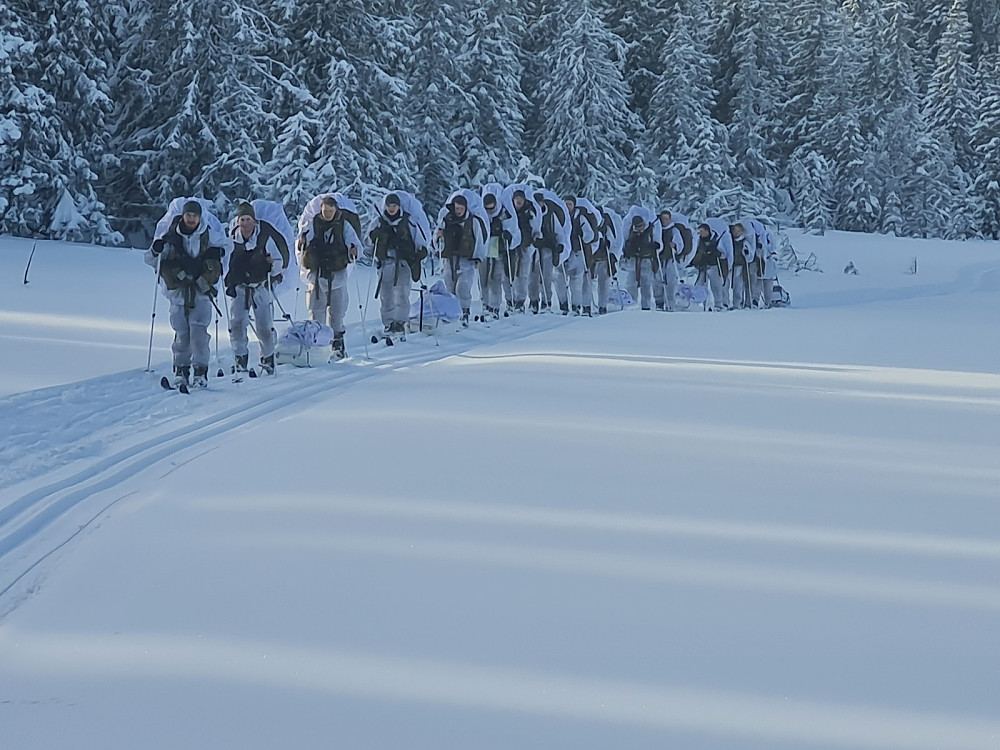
[272,285,292,322]
[22,241,37,285]
[352,259,371,360]
[361,248,377,341]
[610,254,625,311]
[145,250,163,372]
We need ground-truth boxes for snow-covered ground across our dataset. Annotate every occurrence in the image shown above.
[0,230,998,750]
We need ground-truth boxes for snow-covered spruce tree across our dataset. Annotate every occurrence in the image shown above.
[405,0,471,210]
[789,149,835,235]
[284,0,415,204]
[902,131,963,238]
[454,0,530,187]
[880,190,904,236]
[601,0,674,119]
[709,0,742,126]
[260,111,320,215]
[968,0,1000,63]
[0,4,97,239]
[972,53,1000,238]
[847,0,958,236]
[521,0,561,174]
[926,0,979,174]
[779,0,856,163]
[310,60,363,199]
[645,0,736,214]
[531,0,655,206]
[909,0,951,92]
[724,0,785,216]
[832,111,882,232]
[30,0,125,242]
[112,1,286,224]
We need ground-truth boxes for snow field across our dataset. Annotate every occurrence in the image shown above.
[0,230,998,749]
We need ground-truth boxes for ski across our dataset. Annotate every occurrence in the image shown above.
[160,376,190,394]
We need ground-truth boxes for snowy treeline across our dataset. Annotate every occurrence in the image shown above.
[2,0,999,243]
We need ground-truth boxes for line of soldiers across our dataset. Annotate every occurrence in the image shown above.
[147,189,782,387]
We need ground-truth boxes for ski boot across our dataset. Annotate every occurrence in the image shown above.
[514,301,525,314]
[571,305,581,316]
[461,309,470,327]
[331,333,347,361]
[540,301,550,313]
[259,354,275,376]
[598,306,608,315]
[560,302,569,316]
[583,306,592,317]
[529,300,539,314]
[172,365,191,389]
[190,365,209,389]
[656,302,665,311]
[234,354,249,375]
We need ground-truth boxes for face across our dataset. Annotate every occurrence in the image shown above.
[732,225,744,238]
[659,212,670,226]
[698,227,710,239]
[385,203,400,217]
[484,200,496,213]
[182,212,200,230]
[565,200,575,214]
[320,204,337,221]
[237,215,256,236]
[513,196,524,210]
[453,203,467,218]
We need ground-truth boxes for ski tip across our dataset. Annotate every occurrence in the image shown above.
[371,335,379,344]
[217,369,225,378]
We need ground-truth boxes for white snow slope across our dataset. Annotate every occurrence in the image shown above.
[0,231,999,750]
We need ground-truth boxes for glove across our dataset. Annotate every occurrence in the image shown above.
[195,276,214,296]
[552,253,561,268]
[225,286,237,298]
[270,273,283,286]
[151,238,165,256]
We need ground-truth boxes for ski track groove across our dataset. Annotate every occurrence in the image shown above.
[0,314,571,612]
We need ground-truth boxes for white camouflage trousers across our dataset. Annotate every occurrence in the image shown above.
[229,284,275,359]
[307,271,350,335]
[660,259,681,312]
[593,260,612,311]
[443,256,478,311]
[731,260,754,309]
[379,259,412,327]
[169,292,213,369]
[529,247,568,309]
[565,250,593,311]
[698,265,729,310]
[625,258,657,310]
[479,257,506,311]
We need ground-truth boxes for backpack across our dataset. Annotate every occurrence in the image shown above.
[574,198,601,247]
[676,223,693,256]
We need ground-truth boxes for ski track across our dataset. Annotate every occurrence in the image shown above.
[2,255,998,617]
[0,311,571,614]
